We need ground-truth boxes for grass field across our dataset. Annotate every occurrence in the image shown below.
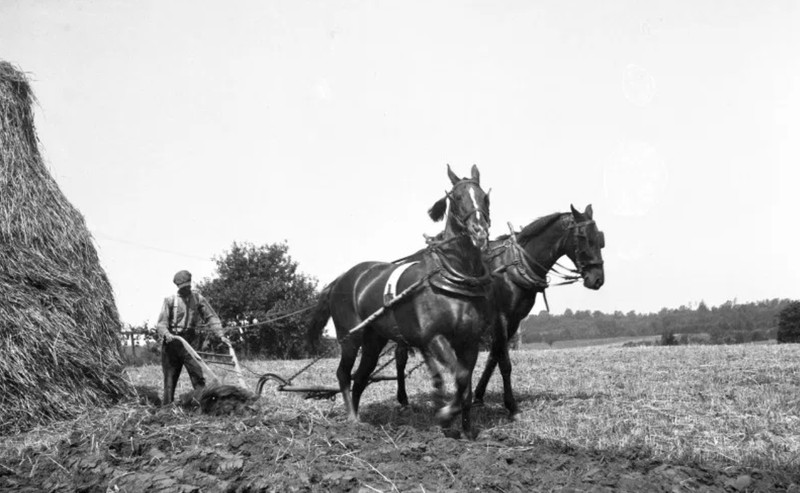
[120,342,800,473]
[520,334,663,350]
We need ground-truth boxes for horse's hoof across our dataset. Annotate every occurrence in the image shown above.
[435,406,457,428]
[472,399,485,408]
[464,428,480,440]
[396,404,410,414]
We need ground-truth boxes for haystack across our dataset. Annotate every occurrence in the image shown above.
[0,61,133,434]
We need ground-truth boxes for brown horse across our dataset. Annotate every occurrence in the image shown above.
[394,204,605,417]
[306,165,493,438]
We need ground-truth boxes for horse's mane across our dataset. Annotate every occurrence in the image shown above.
[496,212,565,244]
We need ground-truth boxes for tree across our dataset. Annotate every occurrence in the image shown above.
[660,331,679,346]
[196,241,318,359]
[777,301,800,344]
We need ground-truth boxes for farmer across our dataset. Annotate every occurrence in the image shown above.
[155,269,229,405]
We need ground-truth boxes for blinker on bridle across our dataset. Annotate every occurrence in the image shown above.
[566,219,605,272]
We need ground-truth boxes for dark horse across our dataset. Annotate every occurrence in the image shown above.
[394,204,605,417]
[306,165,493,439]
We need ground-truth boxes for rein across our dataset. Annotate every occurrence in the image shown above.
[183,304,317,336]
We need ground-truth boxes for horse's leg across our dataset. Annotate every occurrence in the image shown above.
[426,335,462,428]
[474,313,507,405]
[473,352,497,406]
[498,319,520,418]
[456,344,480,440]
[337,335,361,421]
[350,331,387,417]
[395,343,409,408]
[421,346,446,411]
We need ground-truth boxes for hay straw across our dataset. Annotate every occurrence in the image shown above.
[0,61,133,435]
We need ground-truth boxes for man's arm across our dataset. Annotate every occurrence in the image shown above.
[196,294,226,339]
[155,297,173,341]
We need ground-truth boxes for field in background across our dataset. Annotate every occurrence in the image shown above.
[521,335,662,350]
[521,334,778,350]
[124,342,800,472]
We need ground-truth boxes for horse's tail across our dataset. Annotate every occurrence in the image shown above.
[306,280,335,353]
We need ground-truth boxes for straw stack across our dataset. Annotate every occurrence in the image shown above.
[0,61,133,434]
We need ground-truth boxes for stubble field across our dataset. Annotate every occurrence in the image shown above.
[2,343,800,492]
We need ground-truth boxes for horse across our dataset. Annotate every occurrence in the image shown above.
[394,204,605,417]
[306,164,493,439]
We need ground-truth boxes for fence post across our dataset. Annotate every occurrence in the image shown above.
[130,332,136,361]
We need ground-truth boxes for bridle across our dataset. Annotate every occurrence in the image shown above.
[552,218,605,283]
[568,219,605,268]
[444,179,491,231]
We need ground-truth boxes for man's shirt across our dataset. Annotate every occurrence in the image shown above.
[156,291,222,335]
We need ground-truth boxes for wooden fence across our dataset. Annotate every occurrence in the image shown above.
[120,329,153,361]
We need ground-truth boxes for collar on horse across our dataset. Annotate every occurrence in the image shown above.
[424,236,493,298]
[487,227,549,291]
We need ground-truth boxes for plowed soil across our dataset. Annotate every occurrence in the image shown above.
[2,390,799,493]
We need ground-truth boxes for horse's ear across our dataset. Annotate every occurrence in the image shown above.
[471,164,480,184]
[428,196,448,222]
[584,204,593,219]
[570,204,580,217]
[447,164,460,185]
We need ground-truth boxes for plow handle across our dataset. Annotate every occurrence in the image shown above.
[172,335,220,386]
[224,339,247,389]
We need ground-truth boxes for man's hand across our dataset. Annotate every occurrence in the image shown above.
[162,332,175,343]
[220,335,232,346]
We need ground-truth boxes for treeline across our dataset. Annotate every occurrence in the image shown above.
[520,298,795,345]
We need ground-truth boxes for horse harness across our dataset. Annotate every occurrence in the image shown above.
[382,240,493,305]
[484,217,606,310]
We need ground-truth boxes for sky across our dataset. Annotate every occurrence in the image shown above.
[1,0,798,327]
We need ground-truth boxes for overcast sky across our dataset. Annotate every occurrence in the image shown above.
[1,1,798,326]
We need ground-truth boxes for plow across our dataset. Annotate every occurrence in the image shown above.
[171,335,256,414]
[255,342,424,401]
[176,280,428,411]
[174,326,424,412]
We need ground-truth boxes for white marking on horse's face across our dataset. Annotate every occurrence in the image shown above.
[469,186,482,221]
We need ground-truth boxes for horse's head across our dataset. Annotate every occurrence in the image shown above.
[428,164,491,250]
[564,204,605,289]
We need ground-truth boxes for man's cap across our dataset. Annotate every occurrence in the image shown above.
[173,270,192,288]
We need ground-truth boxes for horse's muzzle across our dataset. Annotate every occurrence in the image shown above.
[583,268,605,290]
[468,223,489,250]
